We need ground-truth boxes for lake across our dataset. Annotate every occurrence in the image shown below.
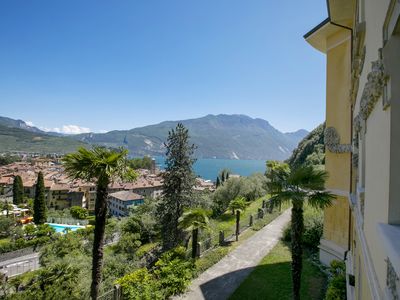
[154,157,267,181]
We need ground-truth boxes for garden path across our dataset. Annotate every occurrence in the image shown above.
[176,208,291,300]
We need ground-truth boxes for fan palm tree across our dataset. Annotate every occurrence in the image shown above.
[178,208,210,259]
[62,146,136,300]
[267,165,334,300]
[228,197,247,241]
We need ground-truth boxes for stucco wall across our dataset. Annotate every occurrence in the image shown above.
[323,195,350,249]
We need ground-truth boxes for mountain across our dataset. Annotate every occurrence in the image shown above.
[73,114,308,160]
[0,123,86,154]
[0,116,43,134]
[284,129,309,142]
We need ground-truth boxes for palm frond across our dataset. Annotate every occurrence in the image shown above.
[62,146,137,182]
[269,190,297,208]
[178,208,210,232]
[307,191,335,209]
[289,166,328,191]
[228,197,247,212]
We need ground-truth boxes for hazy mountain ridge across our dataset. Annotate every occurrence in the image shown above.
[0,114,308,159]
[73,114,308,160]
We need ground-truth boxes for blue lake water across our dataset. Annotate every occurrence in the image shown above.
[154,157,266,181]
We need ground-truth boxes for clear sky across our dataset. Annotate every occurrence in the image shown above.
[0,1,328,134]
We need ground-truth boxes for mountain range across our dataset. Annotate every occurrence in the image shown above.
[0,114,308,160]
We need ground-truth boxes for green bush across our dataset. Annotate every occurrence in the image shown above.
[303,212,323,249]
[70,206,88,220]
[116,268,162,300]
[0,240,15,253]
[153,247,194,297]
[281,207,323,250]
[87,216,96,225]
[325,260,346,300]
[115,247,194,299]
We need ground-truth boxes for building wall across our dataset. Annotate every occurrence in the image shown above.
[353,0,395,297]
[307,1,400,299]
[321,29,352,262]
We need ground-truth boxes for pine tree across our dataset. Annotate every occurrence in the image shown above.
[158,123,196,250]
[12,175,24,205]
[33,172,47,224]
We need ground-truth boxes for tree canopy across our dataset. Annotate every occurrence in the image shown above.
[286,123,325,169]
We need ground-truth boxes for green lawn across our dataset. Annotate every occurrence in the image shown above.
[230,242,327,300]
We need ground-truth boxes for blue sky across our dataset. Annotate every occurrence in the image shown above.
[0,1,327,134]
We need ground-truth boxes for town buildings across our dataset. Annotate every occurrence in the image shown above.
[108,191,144,217]
[305,0,400,299]
[0,158,164,213]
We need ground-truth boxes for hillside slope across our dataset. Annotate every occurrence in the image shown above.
[0,124,86,154]
[286,123,325,168]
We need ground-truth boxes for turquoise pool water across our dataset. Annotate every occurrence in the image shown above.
[47,223,85,233]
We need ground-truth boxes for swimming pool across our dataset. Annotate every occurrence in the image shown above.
[47,223,85,233]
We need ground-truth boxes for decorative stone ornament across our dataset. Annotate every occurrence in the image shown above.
[353,114,363,134]
[352,152,359,168]
[324,127,352,153]
[359,59,389,120]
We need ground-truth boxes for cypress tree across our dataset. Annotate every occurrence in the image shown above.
[12,175,24,205]
[33,172,47,224]
[158,123,196,250]
[216,176,221,188]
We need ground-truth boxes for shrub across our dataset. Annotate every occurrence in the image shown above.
[282,225,291,242]
[303,211,323,249]
[70,206,88,220]
[115,247,194,299]
[325,260,346,300]
[87,216,96,225]
[116,268,162,300]
[280,207,323,250]
[153,247,194,297]
[0,216,15,238]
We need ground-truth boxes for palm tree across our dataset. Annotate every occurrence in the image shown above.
[267,165,334,300]
[62,146,136,300]
[265,161,289,211]
[228,197,247,241]
[178,208,210,259]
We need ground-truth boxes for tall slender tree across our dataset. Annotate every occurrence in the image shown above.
[267,165,334,300]
[158,123,196,250]
[215,176,221,188]
[63,147,136,300]
[12,175,24,205]
[33,172,47,224]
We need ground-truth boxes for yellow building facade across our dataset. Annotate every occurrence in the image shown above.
[305,1,400,299]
